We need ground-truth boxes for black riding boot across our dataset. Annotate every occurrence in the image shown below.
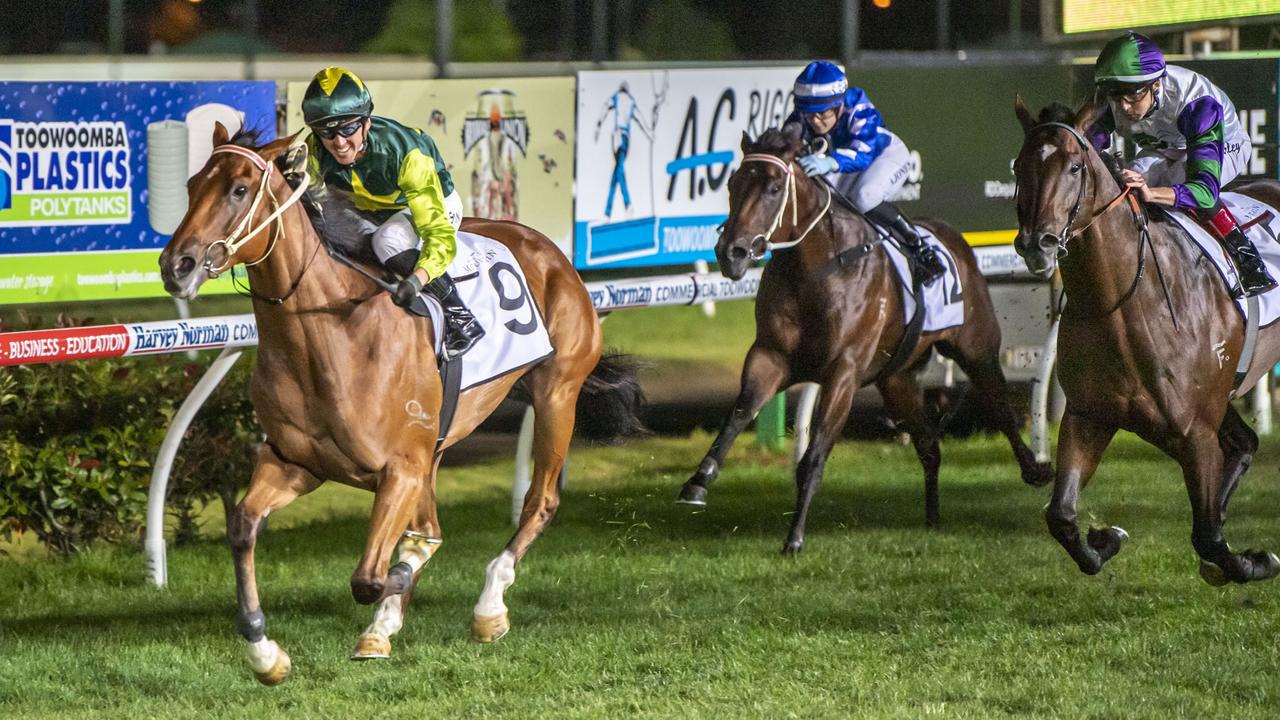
[425,275,485,359]
[866,203,945,285]
[1202,203,1277,298]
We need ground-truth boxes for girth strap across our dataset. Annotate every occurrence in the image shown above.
[1235,294,1259,392]
[435,354,463,451]
[868,271,927,386]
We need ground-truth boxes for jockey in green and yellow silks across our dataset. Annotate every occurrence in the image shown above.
[302,66,483,358]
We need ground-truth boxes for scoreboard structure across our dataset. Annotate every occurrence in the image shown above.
[1042,0,1280,42]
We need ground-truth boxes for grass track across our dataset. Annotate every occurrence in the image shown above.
[3,430,1280,718]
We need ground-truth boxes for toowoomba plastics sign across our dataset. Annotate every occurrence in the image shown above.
[0,81,275,304]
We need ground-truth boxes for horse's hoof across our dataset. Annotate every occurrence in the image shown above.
[471,612,510,643]
[253,646,292,686]
[781,540,803,557]
[675,483,707,507]
[1024,462,1054,488]
[1199,559,1230,587]
[350,632,391,660]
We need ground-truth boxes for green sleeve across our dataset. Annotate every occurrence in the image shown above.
[399,147,457,281]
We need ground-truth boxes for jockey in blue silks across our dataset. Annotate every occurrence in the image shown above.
[784,60,945,284]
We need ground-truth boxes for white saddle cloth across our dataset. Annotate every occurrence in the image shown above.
[882,226,965,333]
[1164,191,1280,327]
[422,230,554,390]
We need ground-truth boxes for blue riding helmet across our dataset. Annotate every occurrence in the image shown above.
[794,61,848,114]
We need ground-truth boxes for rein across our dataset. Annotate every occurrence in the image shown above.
[206,144,315,305]
[738,152,832,257]
[1028,122,1177,324]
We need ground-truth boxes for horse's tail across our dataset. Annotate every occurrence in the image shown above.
[574,350,649,444]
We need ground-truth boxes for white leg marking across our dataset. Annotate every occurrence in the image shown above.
[474,550,517,618]
[365,594,405,638]
[245,638,280,675]
[361,535,438,638]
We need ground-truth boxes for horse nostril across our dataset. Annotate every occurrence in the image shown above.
[728,245,748,262]
[1038,234,1059,250]
[175,255,196,279]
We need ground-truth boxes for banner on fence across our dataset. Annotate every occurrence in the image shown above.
[0,313,258,366]
[574,67,800,269]
[0,81,277,304]
[286,77,576,256]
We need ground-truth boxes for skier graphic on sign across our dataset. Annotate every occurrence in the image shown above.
[593,82,654,219]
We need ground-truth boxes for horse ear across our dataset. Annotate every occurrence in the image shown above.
[212,121,230,147]
[781,121,805,156]
[257,131,302,163]
[740,130,753,154]
[1073,95,1100,134]
[1014,94,1035,135]
[276,131,310,178]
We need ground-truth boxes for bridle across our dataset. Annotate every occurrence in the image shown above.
[1024,122,1133,252]
[203,144,309,277]
[202,144,317,305]
[737,152,832,259]
[1024,122,1172,323]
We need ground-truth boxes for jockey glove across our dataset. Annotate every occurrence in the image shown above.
[392,273,424,308]
[798,154,839,177]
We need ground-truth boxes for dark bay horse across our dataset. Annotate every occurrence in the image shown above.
[1012,98,1280,585]
[158,126,643,684]
[677,126,1052,554]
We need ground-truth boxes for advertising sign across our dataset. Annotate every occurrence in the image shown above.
[576,65,1076,269]
[0,82,276,305]
[1060,0,1280,35]
[575,67,799,269]
[286,77,576,257]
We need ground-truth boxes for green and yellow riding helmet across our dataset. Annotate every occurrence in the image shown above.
[302,67,373,130]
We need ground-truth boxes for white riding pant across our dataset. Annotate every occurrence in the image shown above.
[826,131,913,213]
[1132,134,1252,192]
[371,189,464,267]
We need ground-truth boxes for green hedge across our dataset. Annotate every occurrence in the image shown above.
[0,315,256,556]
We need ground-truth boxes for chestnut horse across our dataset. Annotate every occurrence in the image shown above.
[1012,98,1280,585]
[158,127,644,684]
[677,126,1052,554]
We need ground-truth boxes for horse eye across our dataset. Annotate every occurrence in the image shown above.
[767,181,782,193]
[232,185,248,199]
[1069,163,1082,174]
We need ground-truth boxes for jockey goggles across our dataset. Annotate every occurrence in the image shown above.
[312,116,366,140]
[1102,83,1154,104]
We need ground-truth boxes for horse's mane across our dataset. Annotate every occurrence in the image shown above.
[301,184,383,265]
[1035,102,1076,126]
[227,126,272,150]
[753,127,794,154]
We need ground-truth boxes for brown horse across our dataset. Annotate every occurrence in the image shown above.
[158,127,644,684]
[1012,98,1280,585]
[676,126,1052,554]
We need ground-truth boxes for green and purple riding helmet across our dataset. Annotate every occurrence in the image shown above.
[1094,31,1166,94]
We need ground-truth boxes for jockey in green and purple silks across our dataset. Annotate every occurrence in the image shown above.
[1086,31,1275,297]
